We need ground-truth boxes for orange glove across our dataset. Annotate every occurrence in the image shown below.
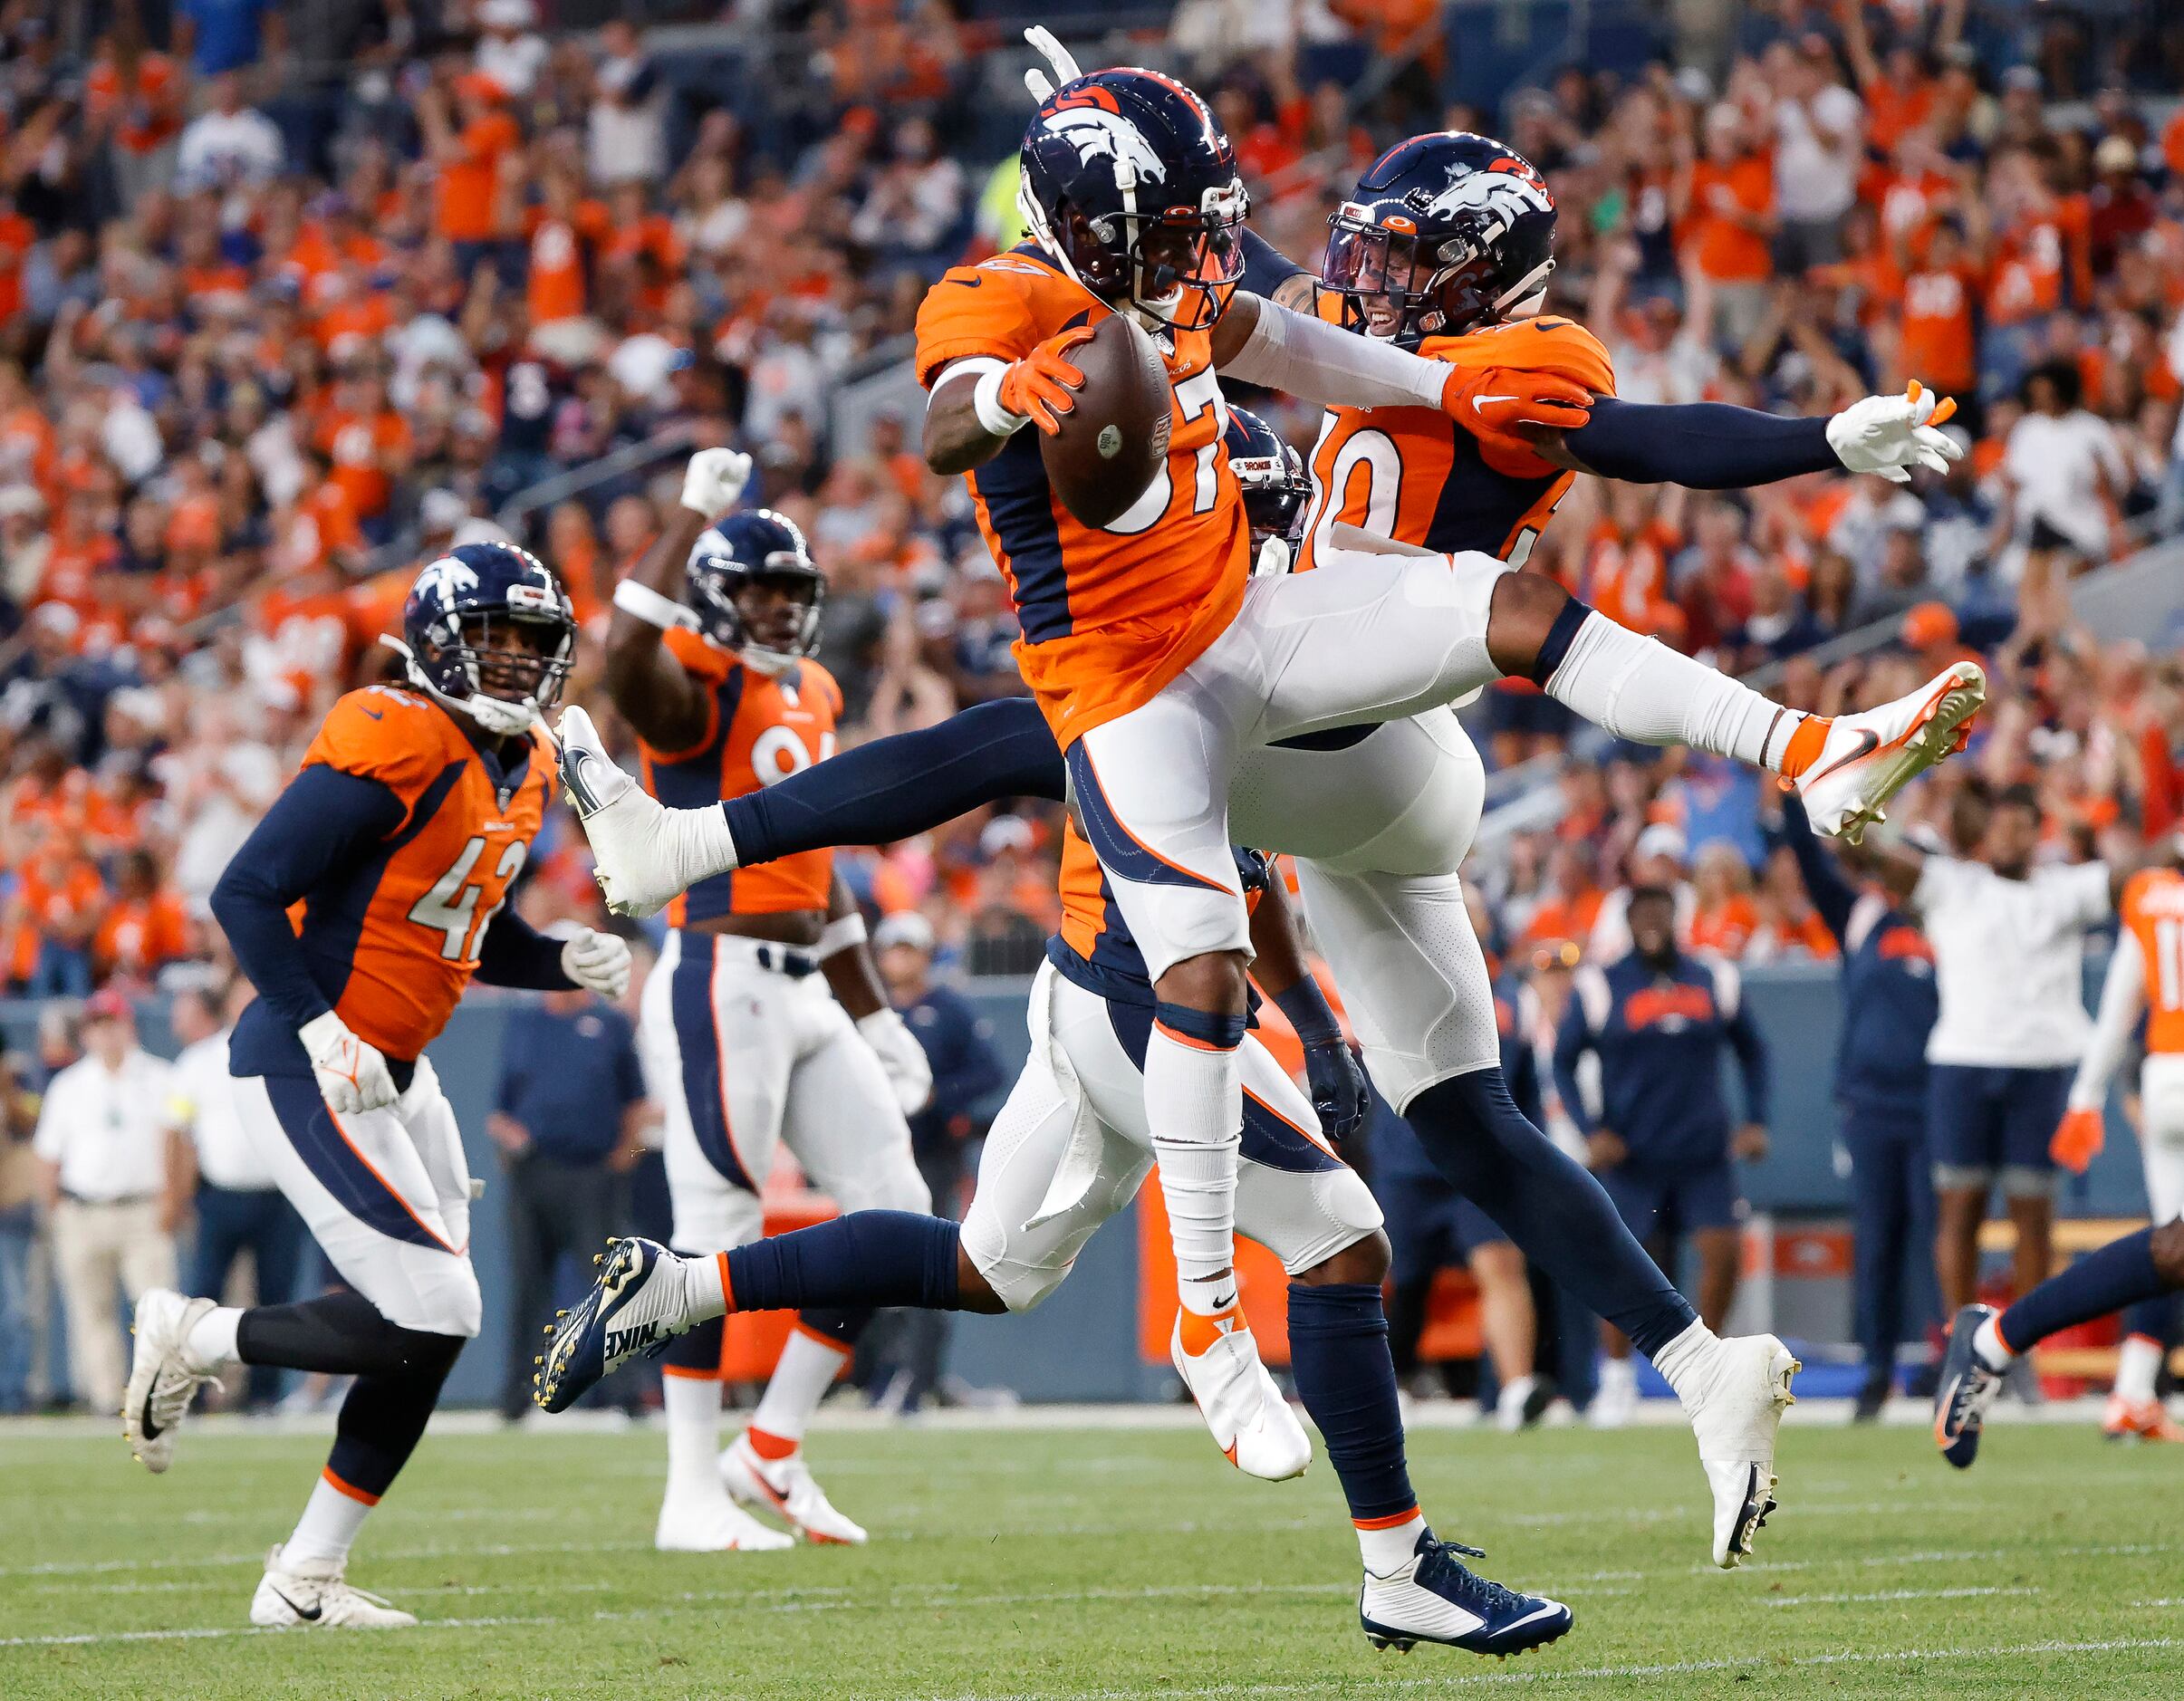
[996,325,1097,436]
[2050,1106,2104,1175]
[1438,363,1596,435]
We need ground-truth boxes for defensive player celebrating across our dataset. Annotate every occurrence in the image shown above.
[122,543,630,1627]
[539,836,1579,1659]
[2047,854,2184,1441]
[592,448,932,1550]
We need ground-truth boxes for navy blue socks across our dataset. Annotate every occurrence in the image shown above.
[1996,1225,2163,1358]
[724,1212,964,1315]
[1287,1283,1417,1525]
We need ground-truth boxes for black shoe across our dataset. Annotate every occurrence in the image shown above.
[1852,1368,1891,1423]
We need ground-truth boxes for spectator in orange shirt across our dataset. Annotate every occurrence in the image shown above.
[93,850,192,986]
[525,168,611,332]
[313,369,409,530]
[6,829,104,997]
[1679,103,1776,346]
[0,195,35,330]
[1520,841,1607,949]
[425,72,520,262]
[1689,843,1760,959]
[1894,218,1982,402]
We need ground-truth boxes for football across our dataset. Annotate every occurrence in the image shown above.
[1039,312,1171,529]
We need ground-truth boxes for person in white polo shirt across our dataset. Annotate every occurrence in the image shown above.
[32,990,186,1414]
[1855,781,2126,1321]
[167,980,307,1412]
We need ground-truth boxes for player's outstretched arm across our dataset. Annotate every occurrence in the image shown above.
[1538,384,1962,489]
[1244,856,1367,1147]
[602,448,749,753]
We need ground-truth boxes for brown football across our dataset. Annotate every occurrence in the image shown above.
[1039,313,1171,529]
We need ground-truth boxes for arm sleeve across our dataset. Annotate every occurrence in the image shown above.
[1238,228,1308,300]
[1563,398,1837,488]
[2070,936,2145,1111]
[1767,795,1860,946]
[1551,999,1595,1135]
[1217,299,1451,410]
[210,764,408,1033]
[474,910,577,991]
[722,697,1064,867]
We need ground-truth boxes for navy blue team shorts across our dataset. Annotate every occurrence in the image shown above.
[1379,1173,1511,1289]
[1598,1156,1743,1242]
[1926,1062,2070,1195]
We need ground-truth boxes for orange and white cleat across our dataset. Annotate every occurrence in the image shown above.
[1171,1304,1312,1481]
[720,1431,869,1545]
[1793,661,1987,844]
[2102,1394,2184,1444]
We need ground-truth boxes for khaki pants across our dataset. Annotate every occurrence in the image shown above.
[51,1199,176,1414]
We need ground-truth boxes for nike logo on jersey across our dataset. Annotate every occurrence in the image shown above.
[360,708,384,720]
[270,1586,322,1622]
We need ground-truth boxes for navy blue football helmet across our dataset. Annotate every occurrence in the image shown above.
[686,510,824,670]
[1322,132,1559,346]
[399,540,575,736]
[1224,407,1307,550]
[1018,69,1247,332]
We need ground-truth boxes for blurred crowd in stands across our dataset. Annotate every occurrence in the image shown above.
[0,0,2180,1015]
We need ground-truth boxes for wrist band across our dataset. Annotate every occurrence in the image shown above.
[971,362,1030,437]
[612,578,699,631]
[1271,980,1342,1048]
[816,912,869,960]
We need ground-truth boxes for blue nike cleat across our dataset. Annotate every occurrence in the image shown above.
[1358,1530,1574,1658]
[535,1236,692,1414]
[1932,1302,2005,1469]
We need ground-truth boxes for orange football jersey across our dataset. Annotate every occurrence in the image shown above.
[1294,313,1615,573]
[2121,867,2184,1055]
[914,245,1250,747]
[640,626,842,923]
[298,686,553,1062]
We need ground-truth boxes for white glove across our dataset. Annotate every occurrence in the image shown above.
[680,447,753,519]
[1825,381,1964,485]
[561,927,632,999]
[299,1011,399,1116]
[857,1007,934,1117]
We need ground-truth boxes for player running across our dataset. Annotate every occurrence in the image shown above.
[555,43,1985,1564]
[121,543,630,1627]
[2046,856,2184,1441]
[592,448,933,1551]
[538,830,1578,1659]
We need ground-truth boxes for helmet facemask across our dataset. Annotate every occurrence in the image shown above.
[1323,204,1554,346]
[417,604,573,736]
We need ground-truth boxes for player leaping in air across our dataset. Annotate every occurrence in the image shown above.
[551,34,1985,1568]
[120,543,630,1628]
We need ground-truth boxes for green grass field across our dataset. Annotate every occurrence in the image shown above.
[4,1411,2179,1698]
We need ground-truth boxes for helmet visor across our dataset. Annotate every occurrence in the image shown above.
[1322,212,1432,341]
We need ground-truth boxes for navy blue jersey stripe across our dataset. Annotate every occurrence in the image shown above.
[1064,743,1232,893]
[971,431,1072,642]
[669,933,756,1192]
[1421,431,1554,558]
[1101,997,1339,1174]
[262,1074,454,1251]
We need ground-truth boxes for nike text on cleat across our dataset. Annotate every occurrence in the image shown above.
[1169,1306,1312,1481]
[554,703,732,918]
[535,1236,690,1413]
[1358,1528,1574,1658]
[2102,1393,2184,1444]
[1932,1303,2003,1469]
[1794,662,1987,843]
[1680,1334,1799,1568]
[656,1491,796,1552]
[124,1290,217,1474]
[249,1545,418,1629]
[721,1433,869,1544]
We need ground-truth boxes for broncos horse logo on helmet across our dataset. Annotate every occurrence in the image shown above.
[1223,406,1309,574]
[1016,33,1247,334]
[685,508,826,675]
[396,540,576,737]
[1322,132,1559,347]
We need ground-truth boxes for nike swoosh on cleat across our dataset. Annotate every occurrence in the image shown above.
[1804,726,1880,786]
[1505,1605,1564,1631]
[140,1393,162,1442]
[560,745,605,817]
[270,1587,322,1622]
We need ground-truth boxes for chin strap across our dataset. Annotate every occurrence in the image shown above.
[379,634,540,735]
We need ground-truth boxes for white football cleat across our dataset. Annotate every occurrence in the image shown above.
[655,1485,796,1552]
[124,1289,217,1473]
[1794,662,1986,844]
[1679,1333,1800,1568]
[555,704,736,918]
[721,1433,868,1545]
[249,1545,418,1628]
[1170,1305,1311,1481]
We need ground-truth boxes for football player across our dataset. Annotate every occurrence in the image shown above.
[538,833,1579,1659]
[2046,853,2184,1442]
[122,543,630,1627]
[591,448,933,1551]
[554,38,1986,1564]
